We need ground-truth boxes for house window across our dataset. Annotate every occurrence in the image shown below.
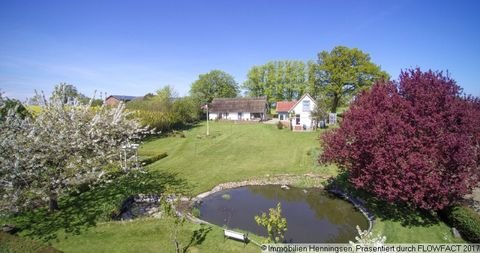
[296,114,300,125]
[302,100,310,112]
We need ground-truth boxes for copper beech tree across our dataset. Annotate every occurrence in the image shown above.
[321,69,480,210]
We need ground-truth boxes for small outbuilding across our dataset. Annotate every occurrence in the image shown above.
[208,97,268,121]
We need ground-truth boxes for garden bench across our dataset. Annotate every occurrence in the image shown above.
[224,229,248,244]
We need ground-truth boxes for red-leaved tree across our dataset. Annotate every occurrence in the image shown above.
[321,69,480,210]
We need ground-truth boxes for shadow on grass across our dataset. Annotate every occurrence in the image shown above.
[183,224,212,253]
[325,171,439,227]
[12,170,189,241]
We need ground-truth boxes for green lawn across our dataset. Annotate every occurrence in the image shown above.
[140,121,334,194]
[4,121,464,252]
[53,218,262,253]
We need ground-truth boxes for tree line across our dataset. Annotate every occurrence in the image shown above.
[187,46,388,113]
[99,45,388,132]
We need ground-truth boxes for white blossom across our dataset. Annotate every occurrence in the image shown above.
[0,91,151,212]
[349,225,387,247]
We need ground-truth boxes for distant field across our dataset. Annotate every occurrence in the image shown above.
[140,121,335,194]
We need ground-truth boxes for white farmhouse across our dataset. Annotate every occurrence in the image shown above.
[208,97,268,121]
[276,93,317,131]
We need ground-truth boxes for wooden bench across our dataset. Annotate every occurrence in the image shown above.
[224,229,248,244]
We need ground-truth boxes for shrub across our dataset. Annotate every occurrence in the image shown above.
[443,206,480,242]
[191,207,201,218]
[127,91,201,133]
[141,152,168,166]
[276,121,283,129]
[0,232,62,253]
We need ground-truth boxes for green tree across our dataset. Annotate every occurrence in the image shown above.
[127,86,200,132]
[243,66,265,97]
[160,186,186,253]
[254,203,287,243]
[243,61,310,104]
[190,70,238,104]
[306,60,320,97]
[317,46,389,112]
[156,85,177,104]
[0,92,30,120]
[311,93,329,123]
[52,83,86,104]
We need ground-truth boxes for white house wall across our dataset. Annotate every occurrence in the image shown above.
[208,112,218,120]
[209,112,253,120]
[291,95,316,128]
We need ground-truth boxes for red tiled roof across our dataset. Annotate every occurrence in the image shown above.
[276,101,297,112]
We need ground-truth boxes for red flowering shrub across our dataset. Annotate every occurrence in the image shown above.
[321,69,480,210]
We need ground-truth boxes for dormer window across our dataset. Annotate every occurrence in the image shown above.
[302,100,310,112]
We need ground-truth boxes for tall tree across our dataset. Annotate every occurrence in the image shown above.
[321,69,480,210]
[0,90,149,212]
[306,60,320,98]
[190,70,238,104]
[243,60,309,104]
[317,46,389,113]
[243,66,265,97]
[52,83,85,104]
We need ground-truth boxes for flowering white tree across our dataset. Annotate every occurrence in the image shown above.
[349,225,386,246]
[0,90,149,212]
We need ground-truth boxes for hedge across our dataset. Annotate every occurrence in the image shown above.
[141,152,168,166]
[444,205,480,242]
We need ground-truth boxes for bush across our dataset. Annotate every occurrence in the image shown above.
[191,207,201,218]
[141,152,168,166]
[276,121,283,129]
[0,232,62,253]
[127,93,201,133]
[443,205,480,242]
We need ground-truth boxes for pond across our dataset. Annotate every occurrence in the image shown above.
[198,185,369,243]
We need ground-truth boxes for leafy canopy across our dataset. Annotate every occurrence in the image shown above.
[190,70,238,104]
[317,46,388,112]
[254,202,288,243]
[243,61,317,104]
[321,69,480,210]
[126,85,201,132]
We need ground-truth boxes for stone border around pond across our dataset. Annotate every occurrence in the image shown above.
[191,174,375,234]
[327,188,375,233]
[193,173,329,200]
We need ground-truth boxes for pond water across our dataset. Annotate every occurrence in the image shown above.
[198,185,368,243]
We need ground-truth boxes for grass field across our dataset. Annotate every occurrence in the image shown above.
[53,218,262,253]
[140,121,335,194]
[4,121,464,252]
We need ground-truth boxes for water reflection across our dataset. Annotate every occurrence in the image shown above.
[199,185,368,243]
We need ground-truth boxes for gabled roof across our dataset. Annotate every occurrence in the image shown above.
[288,93,316,112]
[209,97,267,113]
[107,95,139,101]
[276,101,297,113]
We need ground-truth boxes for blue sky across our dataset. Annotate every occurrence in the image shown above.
[1,0,479,101]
